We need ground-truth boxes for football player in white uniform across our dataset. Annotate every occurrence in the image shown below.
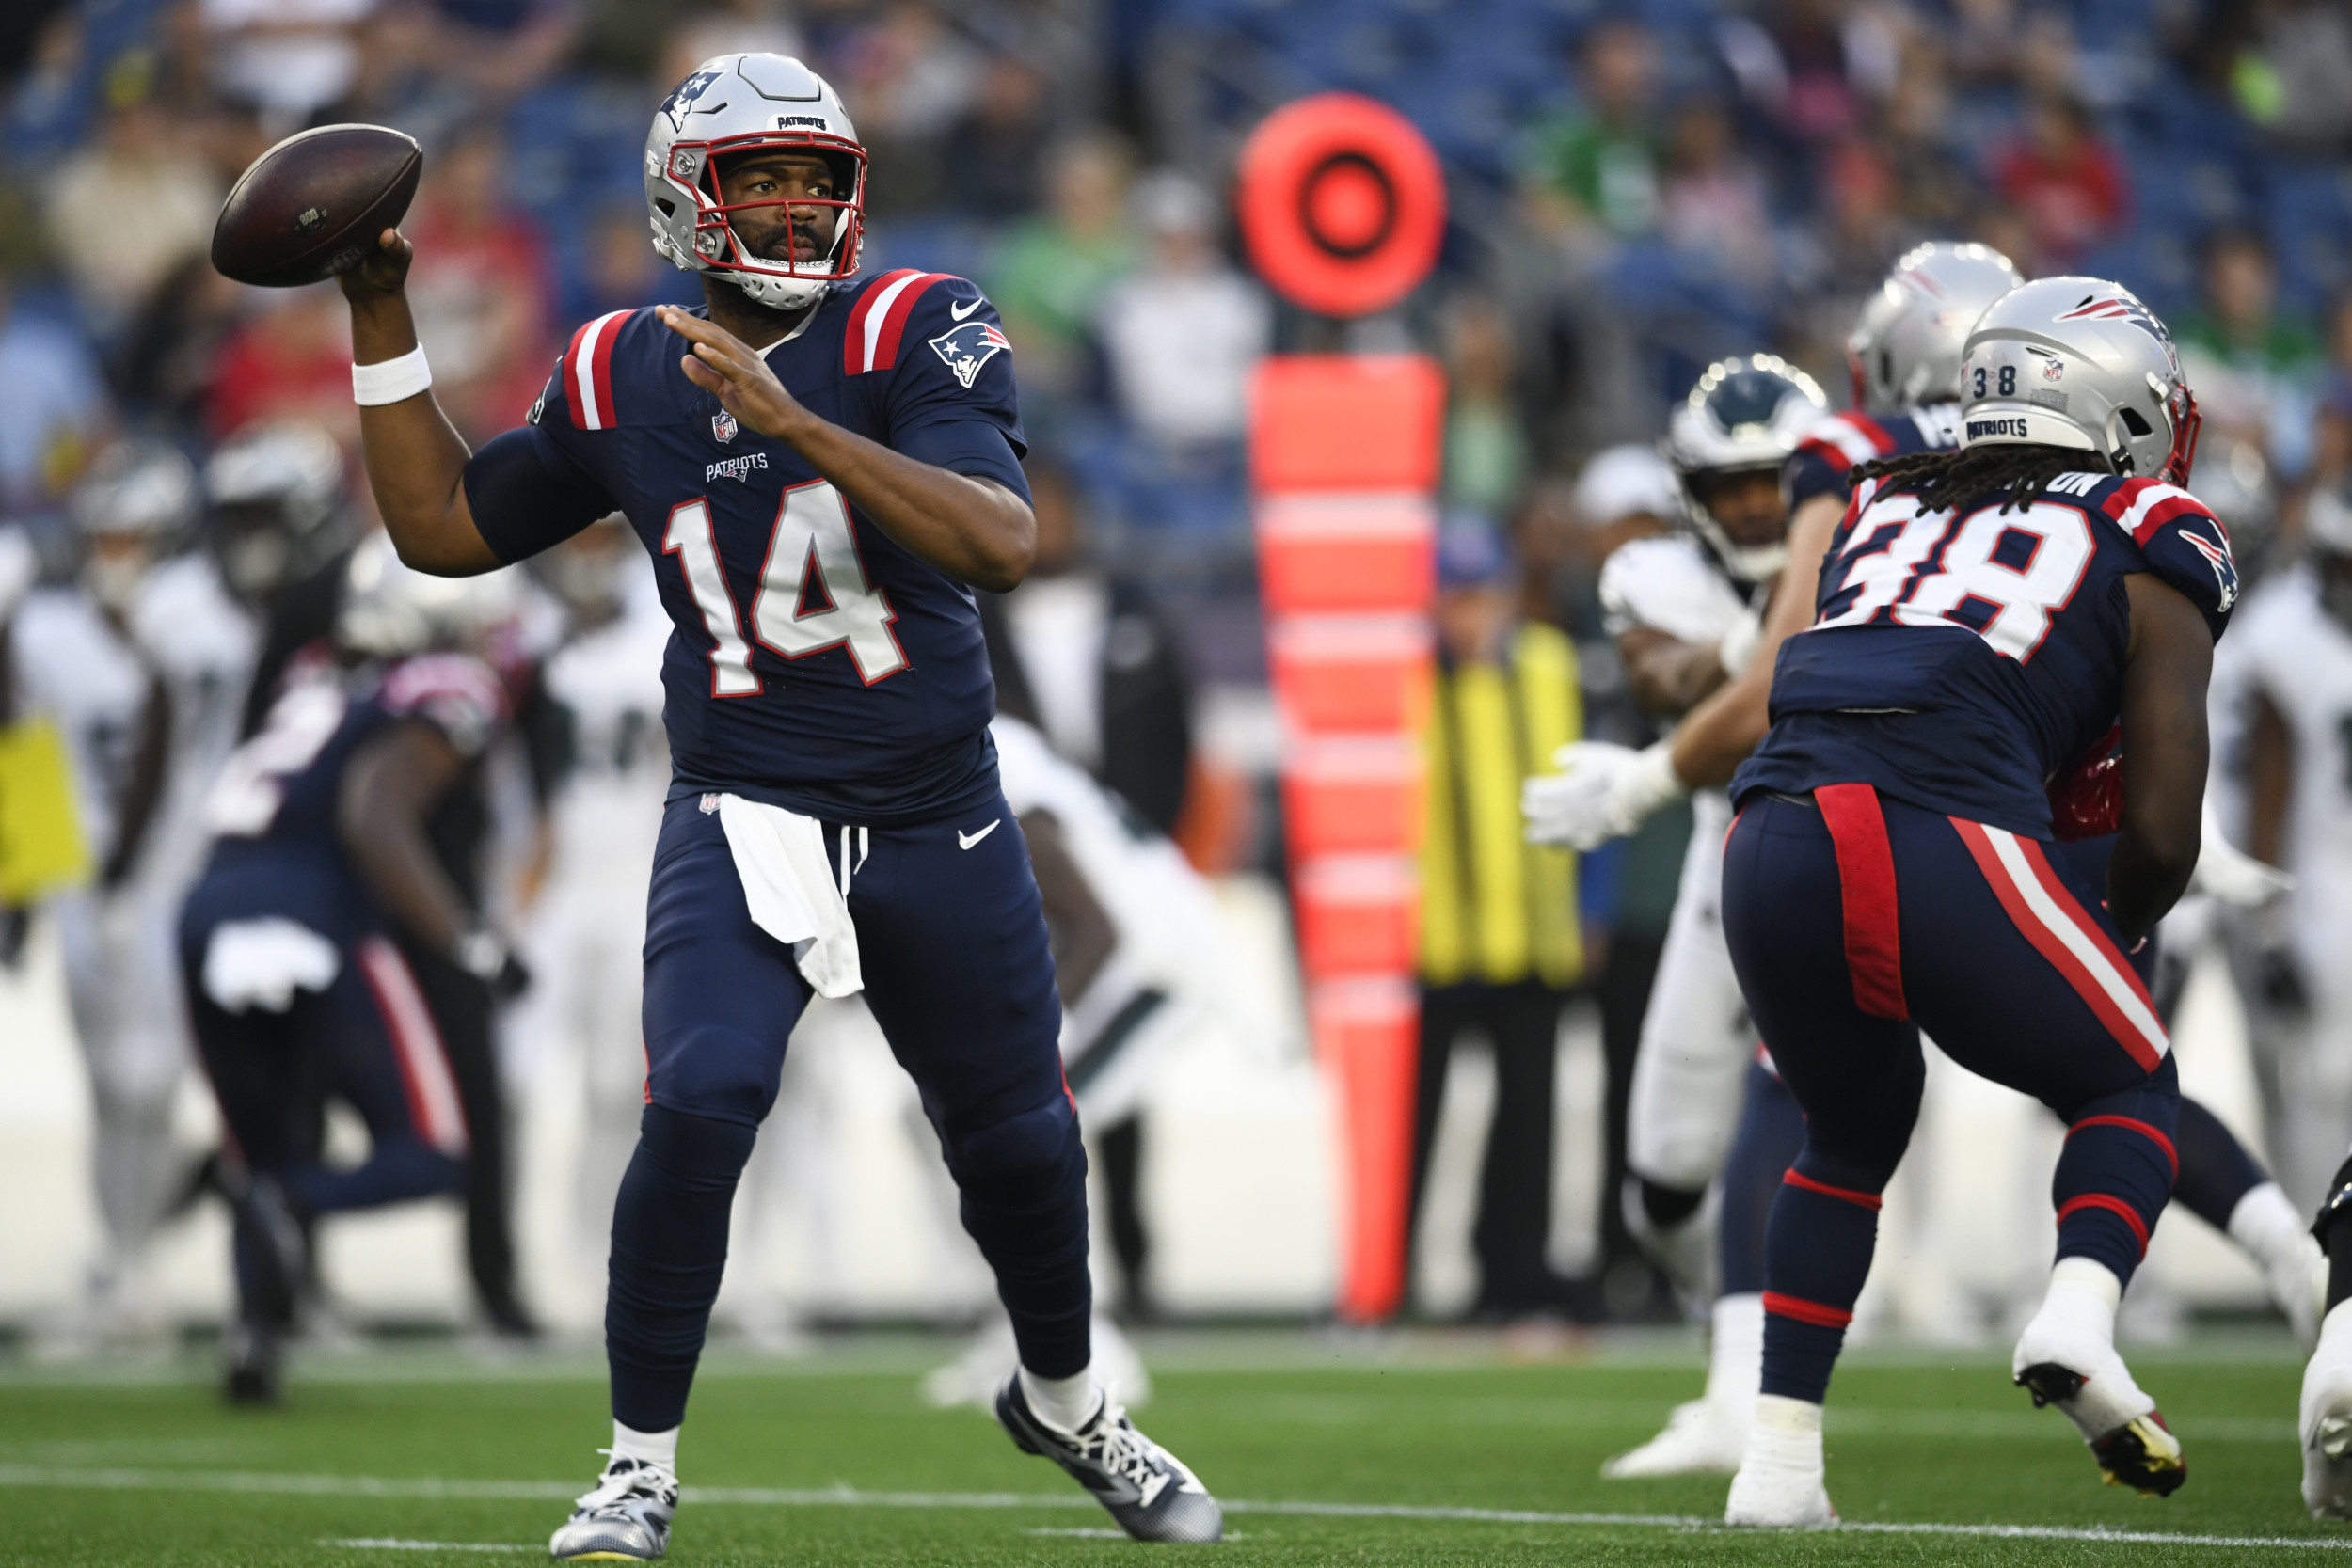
[1545,356,1824,1391]
[919,713,1273,1410]
[14,441,256,1337]
[2237,489,2352,1209]
[517,516,672,1272]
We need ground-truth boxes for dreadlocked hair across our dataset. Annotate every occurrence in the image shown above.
[1848,445,2105,517]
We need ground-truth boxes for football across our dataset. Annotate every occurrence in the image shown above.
[210,123,423,288]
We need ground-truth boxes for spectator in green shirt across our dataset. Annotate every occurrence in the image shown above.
[1518,19,1663,247]
[984,131,1140,404]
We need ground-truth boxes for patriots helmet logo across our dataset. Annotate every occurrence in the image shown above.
[2181,522,2238,613]
[711,410,738,444]
[660,67,722,130]
[2056,290,2177,352]
[929,321,1011,389]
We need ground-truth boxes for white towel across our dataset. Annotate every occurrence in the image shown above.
[713,793,864,998]
[202,917,341,1012]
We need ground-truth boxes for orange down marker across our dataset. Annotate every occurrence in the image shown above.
[1238,96,1445,1322]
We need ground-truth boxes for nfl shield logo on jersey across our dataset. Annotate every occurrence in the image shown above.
[711,410,738,444]
[930,321,1011,389]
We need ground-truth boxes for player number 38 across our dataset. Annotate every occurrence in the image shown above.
[663,479,908,696]
[1816,499,2094,663]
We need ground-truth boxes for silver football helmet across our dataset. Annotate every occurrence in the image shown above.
[337,532,520,657]
[1664,354,1829,583]
[74,440,199,611]
[644,54,866,311]
[74,440,199,543]
[204,420,352,601]
[1848,241,2024,413]
[1959,277,2201,485]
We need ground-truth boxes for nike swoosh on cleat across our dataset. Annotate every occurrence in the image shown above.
[958,819,1001,849]
[950,297,982,321]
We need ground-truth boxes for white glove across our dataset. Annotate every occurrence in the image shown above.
[2191,814,2293,909]
[1521,740,1688,850]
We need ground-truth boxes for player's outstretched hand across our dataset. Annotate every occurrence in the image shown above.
[335,228,414,303]
[1522,740,1686,850]
[660,305,811,442]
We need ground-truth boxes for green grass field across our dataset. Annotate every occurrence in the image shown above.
[0,1331,2341,1565]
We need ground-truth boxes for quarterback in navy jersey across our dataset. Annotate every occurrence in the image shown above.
[1713,278,2231,1525]
[329,53,1218,1560]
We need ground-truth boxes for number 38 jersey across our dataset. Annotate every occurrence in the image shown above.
[458,270,1030,825]
[1732,470,2239,837]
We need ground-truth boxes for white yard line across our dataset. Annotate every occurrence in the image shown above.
[322,1542,536,1554]
[7,1465,2345,1552]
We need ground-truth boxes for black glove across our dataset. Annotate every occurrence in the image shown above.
[452,926,532,1001]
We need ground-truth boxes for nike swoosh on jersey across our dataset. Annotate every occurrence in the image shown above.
[949,297,982,321]
[958,818,1001,849]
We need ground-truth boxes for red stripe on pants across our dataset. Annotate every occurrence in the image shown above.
[2067,1114,2178,1177]
[2057,1192,2151,1256]
[1783,1167,1883,1211]
[1763,1291,1854,1329]
[1814,783,1908,1019]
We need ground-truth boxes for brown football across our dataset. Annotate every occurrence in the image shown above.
[211,123,423,288]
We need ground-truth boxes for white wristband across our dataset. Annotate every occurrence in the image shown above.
[353,345,432,406]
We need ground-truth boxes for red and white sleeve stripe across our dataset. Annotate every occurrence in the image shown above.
[1800,412,1895,469]
[842,270,948,376]
[2100,479,2212,546]
[563,309,632,431]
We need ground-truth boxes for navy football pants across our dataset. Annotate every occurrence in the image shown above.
[1723,788,2179,1404]
[182,909,469,1326]
[609,792,1084,1432]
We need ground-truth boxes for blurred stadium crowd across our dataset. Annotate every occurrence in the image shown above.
[7,0,2352,1350]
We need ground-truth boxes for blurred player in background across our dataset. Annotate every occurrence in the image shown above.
[1713,278,2228,1521]
[923,712,1270,1407]
[15,440,256,1343]
[1530,355,1822,1384]
[516,515,670,1275]
[181,537,524,1401]
[203,420,360,736]
[328,52,1220,1557]
[978,455,1195,1318]
[2235,487,2352,1210]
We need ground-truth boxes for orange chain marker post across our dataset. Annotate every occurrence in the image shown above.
[1238,93,1444,1322]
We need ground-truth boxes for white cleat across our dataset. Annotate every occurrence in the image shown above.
[2013,1285,2185,1497]
[548,1453,677,1561]
[1604,1398,1746,1477]
[1723,1395,1836,1527]
[2302,1300,2352,1518]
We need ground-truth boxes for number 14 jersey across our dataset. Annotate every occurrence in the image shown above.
[1733,469,2239,837]
[463,269,1029,824]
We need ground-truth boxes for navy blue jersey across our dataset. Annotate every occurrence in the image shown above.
[458,269,1030,824]
[1733,472,2239,836]
[1785,404,1963,512]
[199,656,507,937]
